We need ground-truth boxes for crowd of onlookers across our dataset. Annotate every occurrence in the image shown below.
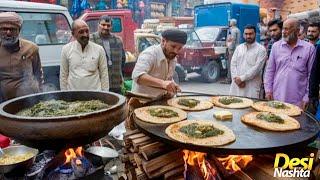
[225,17,319,118]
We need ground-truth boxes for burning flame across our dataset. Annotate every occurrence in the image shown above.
[183,150,216,180]
[217,155,253,172]
[64,147,84,164]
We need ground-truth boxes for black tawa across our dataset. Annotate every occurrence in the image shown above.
[134,96,320,154]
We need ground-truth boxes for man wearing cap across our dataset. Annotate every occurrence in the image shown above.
[125,29,187,130]
[131,29,187,98]
[0,12,43,102]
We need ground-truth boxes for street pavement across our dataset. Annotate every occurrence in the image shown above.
[179,73,230,95]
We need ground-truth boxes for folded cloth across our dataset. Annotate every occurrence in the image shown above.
[0,134,10,148]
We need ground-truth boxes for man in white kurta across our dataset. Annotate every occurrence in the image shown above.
[229,25,267,98]
[60,20,109,91]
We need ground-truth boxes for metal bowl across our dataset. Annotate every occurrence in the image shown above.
[0,91,127,150]
[0,145,38,174]
[86,146,119,164]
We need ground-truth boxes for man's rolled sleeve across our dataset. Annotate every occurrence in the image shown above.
[132,53,153,82]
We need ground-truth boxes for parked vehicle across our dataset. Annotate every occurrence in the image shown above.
[79,10,138,53]
[176,27,228,83]
[194,2,260,42]
[123,32,161,78]
[0,1,73,90]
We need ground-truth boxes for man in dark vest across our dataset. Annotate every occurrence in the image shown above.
[90,15,125,94]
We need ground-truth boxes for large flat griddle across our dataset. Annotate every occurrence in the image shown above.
[134,96,320,154]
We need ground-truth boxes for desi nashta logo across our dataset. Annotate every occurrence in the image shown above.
[273,153,315,178]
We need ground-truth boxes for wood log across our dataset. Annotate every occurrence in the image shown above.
[128,133,147,140]
[149,159,184,178]
[164,166,184,179]
[142,149,182,173]
[139,141,174,160]
[124,129,141,137]
[142,149,184,178]
[134,153,143,168]
[135,168,148,180]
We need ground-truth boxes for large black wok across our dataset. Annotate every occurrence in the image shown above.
[0,91,127,150]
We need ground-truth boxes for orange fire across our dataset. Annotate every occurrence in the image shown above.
[183,150,216,179]
[217,155,253,172]
[64,147,84,164]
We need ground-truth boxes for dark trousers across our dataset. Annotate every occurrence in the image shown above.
[226,49,234,81]
[110,88,122,94]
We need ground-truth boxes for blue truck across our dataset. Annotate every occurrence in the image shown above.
[194,2,260,42]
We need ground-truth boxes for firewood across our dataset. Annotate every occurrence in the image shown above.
[132,136,151,145]
[135,168,148,180]
[134,153,143,167]
[124,129,141,137]
[133,140,154,153]
[139,142,174,160]
[164,166,184,179]
[141,150,184,178]
[149,159,184,178]
[142,149,182,173]
[128,133,147,140]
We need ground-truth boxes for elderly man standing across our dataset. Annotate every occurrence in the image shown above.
[131,29,187,98]
[221,19,241,84]
[229,25,267,98]
[0,12,43,102]
[60,20,109,91]
[90,15,125,94]
[264,18,315,108]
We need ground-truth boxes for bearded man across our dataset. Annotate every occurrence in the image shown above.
[229,25,267,98]
[131,29,187,98]
[264,18,315,108]
[0,12,43,102]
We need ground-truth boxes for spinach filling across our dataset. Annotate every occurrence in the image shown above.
[266,101,288,109]
[219,97,243,105]
[17,99,110,117]
[179,123,224,138]
[178,98,200,108]
[256,112,284,124]
[148,108,178,118]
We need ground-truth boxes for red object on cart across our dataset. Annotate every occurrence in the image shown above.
[0,134,10,148]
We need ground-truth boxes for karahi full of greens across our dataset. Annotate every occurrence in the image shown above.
[16,99,110,117]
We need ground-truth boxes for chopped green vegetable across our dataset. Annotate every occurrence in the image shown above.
[148,108,178,118]
[179,123,224,138]
[178,98,200,108]
[17,99,109,117]
[267,101,288,109]
[256,112,284,124]
[219,97,243,105]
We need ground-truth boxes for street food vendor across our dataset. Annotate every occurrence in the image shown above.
[131,29,187,98]
[0,12,43,103]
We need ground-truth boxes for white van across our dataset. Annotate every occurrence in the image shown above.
[0,1,73,90]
